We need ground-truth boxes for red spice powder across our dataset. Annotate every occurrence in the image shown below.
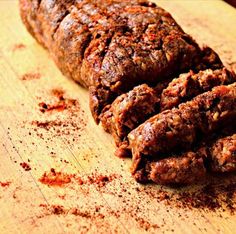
[38,102,67,113]
[21,72,41,81]
[38,89,78,113]
[140,180,236,214]
[29,88,86,146]
[20,162,31,171]
[32,120,63,130]
[39,169,119,188]
[0,181,11,187]
[39,168,72,186]
[51,205,65,215]
[51,89,65,99]
[85,174,119,187]
[12,43,26,51]
[75,173,120,188]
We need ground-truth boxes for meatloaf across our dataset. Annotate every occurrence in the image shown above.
[20,0,235,186]
[129,83,236,174]
[101,68,235,153]
[19,0,222,123]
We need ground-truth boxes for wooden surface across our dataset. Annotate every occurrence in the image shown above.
[0,0,236,233]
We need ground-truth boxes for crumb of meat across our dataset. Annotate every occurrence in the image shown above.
[20,162,31,171]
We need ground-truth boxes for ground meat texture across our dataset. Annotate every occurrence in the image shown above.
[209,134,236,173]
[134,152,206,185]
[160,68,236,111]
[100,84,159,148]
[19,0,222,123]
[129,83,236,174]
[102,67,234,156]
[195,46,223,71]
[133,133,236,184]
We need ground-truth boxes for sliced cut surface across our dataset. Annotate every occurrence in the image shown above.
[129,83,236,174]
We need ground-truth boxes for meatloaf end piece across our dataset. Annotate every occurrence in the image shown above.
[160,68,236,111]
[129,83,236,174]
[20,0,220,123]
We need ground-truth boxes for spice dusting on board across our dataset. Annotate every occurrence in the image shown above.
[140,177,236,214]
[29,88,86,145]
[38,102,67,112]
[0,181,11,187]
[39,168,120,188]
[12,43,26,51]
[39,168,72,186]
[38,203,159,231]
[39,204,106,219]
[38,89,77,113]
[21,72,41,80]
[78,173,120,187]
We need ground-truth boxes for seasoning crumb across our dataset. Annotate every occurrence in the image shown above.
[39,168,72,186]
[29,88,86,146]
[20,162,31,171]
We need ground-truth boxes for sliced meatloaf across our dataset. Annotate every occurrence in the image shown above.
[100,68,235,155]
[129,83,236,174]
[100,84,159,148]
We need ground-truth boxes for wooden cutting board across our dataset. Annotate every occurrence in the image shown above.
[0,0,236,233]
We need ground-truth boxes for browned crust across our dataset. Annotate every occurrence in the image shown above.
[20,0,223,123]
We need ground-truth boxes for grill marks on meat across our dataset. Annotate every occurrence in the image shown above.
[20,0,221,123]
[129,83,236,176]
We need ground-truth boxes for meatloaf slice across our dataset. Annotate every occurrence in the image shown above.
[19,0,222,123]
[100,84,159,147]
[129,83,236,174]
[160,68,236,111]
[134,152,206,185]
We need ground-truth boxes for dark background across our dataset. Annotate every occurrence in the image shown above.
[225,0,236,8]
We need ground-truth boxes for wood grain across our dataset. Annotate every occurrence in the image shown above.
[0,0,236,233]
